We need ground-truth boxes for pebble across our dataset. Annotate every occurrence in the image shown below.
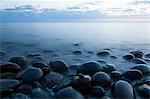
[9,56,27,68]
[49,60,68,74]
[56,87,84,99]
[27,53,41,57]
[131,64,150,75]
[32,62,48,69]
[90,86,105,97]
[0,72,15,79]
[72,74,91,93]
[31,88,53,99]
[131,58,147,64]
[17,84,33,95]
[111,80,134,99]
[0,62,22,74]
[136,84,150,98]
[92,71,111,88]
[111,71,122,80]
[32,56,44,63]
[97,59,108,66]
[123,69,143,81]
[145,53,150,58]
[41,67,50,76]
[78,61,103,76]
[72,50,83,55]
[103,64,116,73]
[97,50,110,56]
[130,50,144,58]
[0,79,20,92]
[41,72,63,88]
[123,54,135,60]
[19,67,43,82]
[13,93,30,99]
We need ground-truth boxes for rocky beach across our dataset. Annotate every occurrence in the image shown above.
[0,22,150,99]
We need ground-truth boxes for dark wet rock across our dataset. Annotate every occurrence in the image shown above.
[72,73,91,93]
[73,43,80,46]
[101,96,111,99]
[97,50,110,56]
[123,69,143,81]
[29,81,42,88]
[28,53,41,57]
[0,62,22,74]
[68,65,79,76]
[72,50,83,55]
[56,87,84,99]
[9,56,27,68]
[136,84,150,98]
[87,51,94,54]
[130,50,144,58]
[123,54,135,60]
[49,60,68,74]
[41,67,50,76]
[103,64,116,73]
[78,61,103,76]
[32,56,44,63]
[31,88,53,99]
[90,86,105,97]
[145,53,150,58]
[0,72,15,79]
[110,55,118,59]
[92,71,111,88]
[143,76,150,85]
[32,62,48,69]
[97,59,108,66]
[143,58,150,62]
[131,64,150,75]
[0,50,6,56]
[0,79,20,92]
[13,93,30,99]
[131,58,147,64]
[19,67,43,82]
[17,84,33,95]
[41,72,63,88]
[111,71,122,80]
[111,80,134,99]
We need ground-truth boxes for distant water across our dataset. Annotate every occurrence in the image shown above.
[1,22,150,71]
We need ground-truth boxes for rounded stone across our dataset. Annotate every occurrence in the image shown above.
[90,86,105,97]
[130,50,144,58]
[78,61,103,76]
[49,60,68,74]
[111,71,122,80]
[103,64,116,73]
[9,56,27,68]
[56,87,84,99]
[92,71,111,88]
[72,74,91,93]
[136,84,150,98]
[123,69,143,81]
[41,72,63,88]
[32,56,44,63]
[28,53,41,57]
[131,58,147,64]
[14,93,30,99]
[19,67,43,82]
[0,72,15,79]
[0,62,22,74]
[0,79,20,92]
[72,50,83,55]
[41,67,50,76]
[17,84,33,95]
[131,64,150,75]
[97,50,110,56]
[111,80,134,99]
[145,53,150,58]
[123,54,135,60]
[97,59,108,66]
[31,88,53,99]
[32,62,48,69]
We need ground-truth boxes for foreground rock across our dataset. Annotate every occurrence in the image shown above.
[19,67,43,82]
[112,80,134,99]
[0,62,22,74]
[136,84,150,98]
[92,71,111,88]
[123,54,135,60]
[9,56,27,68]
[78,61,103,76]
[56,87,84,99]
[123,69,143,81]
[49,60,68,74]
[131,64,150,75]
[90,86,105,97]
[0,79,20,92]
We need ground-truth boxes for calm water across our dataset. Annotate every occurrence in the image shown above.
[1,22,150,71]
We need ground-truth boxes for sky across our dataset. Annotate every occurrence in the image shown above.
[0,0,150,16]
